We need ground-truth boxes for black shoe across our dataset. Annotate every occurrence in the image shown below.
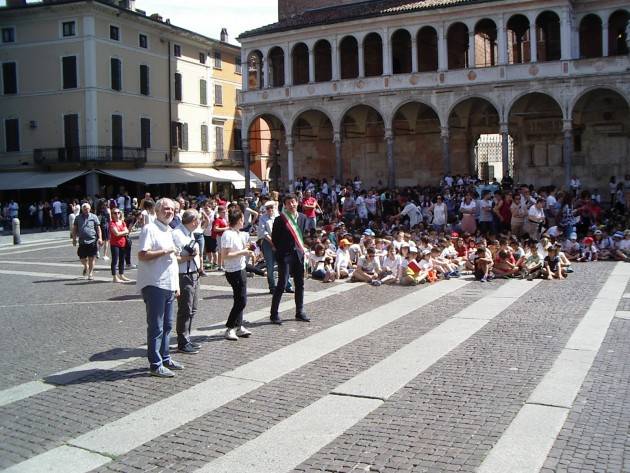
[285,287,295,293]
[190,342,202,350]
[269,288,275,294]
[177,343,199,355]
[295,313,311,322]
[269,316,283,325]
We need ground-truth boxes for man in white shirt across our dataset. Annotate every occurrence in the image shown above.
[137,198,183,378]
[172,209,202,355]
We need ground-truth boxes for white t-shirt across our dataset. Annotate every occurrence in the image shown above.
[136,221,179,292]
[221,228,249,272]
[432,203,447,225]
[52,200,62,214]
[528,205,545,222]
[460,200,476,214]
[401,202,422,227]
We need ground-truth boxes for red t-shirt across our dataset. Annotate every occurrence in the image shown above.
[109,220,127,248]
[211,217,227,238]
[302,197,317,218]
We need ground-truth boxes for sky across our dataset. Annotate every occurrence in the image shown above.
[0,0,279,43]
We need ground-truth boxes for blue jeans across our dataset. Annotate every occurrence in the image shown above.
[142,285,175,370]
[261,239,291,291]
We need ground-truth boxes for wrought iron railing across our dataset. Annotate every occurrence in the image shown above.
[33,146,147,164]
[212,149,243,162]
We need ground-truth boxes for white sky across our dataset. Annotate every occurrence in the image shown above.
[1,0,279,44]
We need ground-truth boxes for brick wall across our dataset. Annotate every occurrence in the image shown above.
[278,0,368,20]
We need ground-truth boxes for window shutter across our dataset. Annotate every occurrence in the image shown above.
[174,73,182,100]
[171,121,178,148]
[111,58,121,91]
[5,119,19,152]
[62,56,77,89]
[201,124,208,151]
[214,84,222,105]
[182,123,188,150]
[2,62,17,94]
[140,65,149,95]
[200,79,207,105]
[141,118,151,149]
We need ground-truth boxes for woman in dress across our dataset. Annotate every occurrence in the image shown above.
[459,193,477,235]
[430,195,448,234]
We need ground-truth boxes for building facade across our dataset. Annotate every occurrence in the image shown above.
[238,0,630,192]
[0,0,246,196]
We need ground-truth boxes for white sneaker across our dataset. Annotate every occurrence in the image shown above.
[103,256,110,261]
[236,326,252,338]
[224,328,238,341]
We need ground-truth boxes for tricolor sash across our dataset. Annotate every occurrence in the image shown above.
[280,209,307,255]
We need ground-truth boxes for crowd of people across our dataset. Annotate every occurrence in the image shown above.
[28,172,630,377]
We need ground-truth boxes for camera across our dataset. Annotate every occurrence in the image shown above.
[181,240,197,256]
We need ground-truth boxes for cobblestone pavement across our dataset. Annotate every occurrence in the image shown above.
[0,235,628,473]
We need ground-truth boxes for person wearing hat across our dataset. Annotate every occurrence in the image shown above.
[578,236,597,262]
[562,232,581,261]
[592,229,613,260]
[334,238,353,279]
[351,247,383,285]
[618,230,630,260]
[400,244,428,286]
[611,231,629,262]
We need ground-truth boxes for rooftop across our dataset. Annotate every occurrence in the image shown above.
[238,0,498,39]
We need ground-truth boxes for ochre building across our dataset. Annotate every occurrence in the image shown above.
[238,0,630,191]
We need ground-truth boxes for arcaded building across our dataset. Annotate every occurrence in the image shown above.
[238,0,630,191]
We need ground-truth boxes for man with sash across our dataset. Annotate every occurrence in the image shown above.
[269,193,310,324]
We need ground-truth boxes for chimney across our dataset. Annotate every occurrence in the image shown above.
[220,28,228,43]
[118,0,136,10]
[6,0,27,7]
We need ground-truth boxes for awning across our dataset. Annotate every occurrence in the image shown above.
[0,170,87,190]
[214,169,263,189]
[99,168,217,185]
[182,168,233,183]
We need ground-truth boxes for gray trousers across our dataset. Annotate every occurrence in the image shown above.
[176,272,199,348]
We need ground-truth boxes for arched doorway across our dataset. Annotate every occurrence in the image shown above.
[391,29,412,74]
[363,33,383,77]
[417,26,438,72]
[572,88,630,191]
[268,47,285,87]
[448,98,501,179]
[341,105,386,187]
[291,110,335,181]
[292,42,309,85]
[579,14,603,58]
[314,40,332,82]
[339,36,359,79]
[247,50,264,90]
[507,14,531,64]
[248,114,286,190]
[508,93,563,186]
[447,22,469,69]
[392,102,441,186]
[536,11,561,62]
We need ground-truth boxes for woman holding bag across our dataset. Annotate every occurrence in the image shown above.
[109,208,131,282]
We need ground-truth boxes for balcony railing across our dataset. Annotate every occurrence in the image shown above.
[212,149,243,163]
[34,146,147,166]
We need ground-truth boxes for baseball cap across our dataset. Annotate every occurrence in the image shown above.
[363,229,375,236]
[408,243,418,253]
[339,239,351,247]
[613,231,624,239]
[594,229,603,235]
[569,232,577,240]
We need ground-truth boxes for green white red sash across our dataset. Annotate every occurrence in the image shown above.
[280,209,306,254]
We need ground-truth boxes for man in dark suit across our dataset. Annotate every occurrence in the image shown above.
[269,193,310,324]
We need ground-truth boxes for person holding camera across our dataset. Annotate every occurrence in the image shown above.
[172,209,203,354]
[221,208,254,341]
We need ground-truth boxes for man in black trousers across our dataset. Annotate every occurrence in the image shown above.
[269,193,310,324]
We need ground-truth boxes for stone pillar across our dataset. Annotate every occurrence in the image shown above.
[358,42,365,77]
[441,126,451,175]
[468,30,476,68]
[284,45,292,86]
[411,36,418,73]
[85,172,99,198]
[438,25,448,71]
[286,135,295,191]
[242,51,249,92]
[602,23,609,57]
[83,16,98,148]
[308,47,315,83]
[530,23,538,63]
[500,123,510,178]
[383,30,392,75]
[385,129,395,188]
[263,56,271,89]
[498,21,508,65]
[560,9,573,60]
[333,132,343,183]
[563,119,573,189]
[242,139,251,195]
[331,38,340,80]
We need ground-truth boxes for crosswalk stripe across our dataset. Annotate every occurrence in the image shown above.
[2,445,111,473]
[0,278,359,407]
[0,239,67,250]
[2,279,469,472]
[477,263,630,473]
[0,243,70,255]
[195,279,539,473]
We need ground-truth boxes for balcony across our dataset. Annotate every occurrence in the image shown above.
[33,146,147,169]
[212,149,244,167]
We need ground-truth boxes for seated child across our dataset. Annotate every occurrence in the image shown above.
[562,233,581,261]
[352,247,383,286]
[400,246,428,286]
[493,249,520,278]
[474,247,494,282]
[523,240,543,280]
[577,236,597,262]
[542,246,566,280]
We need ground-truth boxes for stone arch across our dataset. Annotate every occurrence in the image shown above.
[508,92,564,186]
[314,39,332,82]
[579,14,602,58]
[506,90,563,121]
[363,32,383,77]
[247,112,287,189]
[289,106,336,133]
[569,85,630,114]
[292,42,309,85]
[291,109,335,180]
[608,9,629,56]
[507,14,531,64]
[246,50,264,90]
[267,46,285,88]
[392,101,442,185]
[447,22,469,69]
[447,94,502,123]
[339,35,359,79]
[340,104,387,187]
[474,18,498,67]
[536,10,561,62]
[391,28,412,74]
[570,87,630,190]
[417,26,438,72]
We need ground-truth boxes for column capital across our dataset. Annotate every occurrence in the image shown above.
[241,138,249,147]
[500,122,509,134]
[385,128,394,141]
[562,119,573,132]
[333,132,342,144]
[440,126,450,138]
[286,135,294,148]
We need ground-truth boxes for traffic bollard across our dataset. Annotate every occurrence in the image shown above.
[12,218,20,245]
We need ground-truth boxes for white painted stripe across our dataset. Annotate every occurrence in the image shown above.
[2,444,112,473]
[5,279,469,472]
[477,405,569,473]
[195,280,537,473]
[623,293,630,299]
[0,240,66,251]
[0,381,53,408]
[201,395,382,473]
[0,243,71,255]
[69,376,262,456]
[615,310,630,320]
[477,263,630,473]
[333,280,539,399]
[0,278,360,406]
[0,260,123,271]
[0,237,65,249]
[0,299,144,309]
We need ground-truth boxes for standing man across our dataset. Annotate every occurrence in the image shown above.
[137,198,184,378]
[258,201,278,293]
[301,190,318,232]
[72,203,102,280]
[172,209,202,355]
[269,194,310,325]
